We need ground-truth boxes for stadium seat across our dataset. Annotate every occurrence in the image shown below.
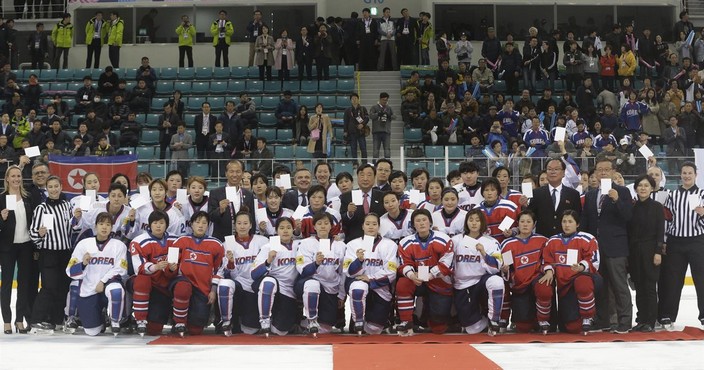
[429,161,446,178]
[55,69,74,81]
[246,80,263,94]
[494,80,507,93]
[187,97,206,111]
[259,112,277,126]
[318,96,335,110]
[145,114,161,128]
[173,81,191,94]
[156,81,173,95]
[151,97,169,112]
[159,67,178,80]
[300,80,317,93]
[260,96,280,110]
[332,144,346,158]
[424,145,444,158]
[149,163,167,178]
[67,82,82,91]
[74,68,90,80]
[447,145,465,159]
[275,145,294,158]
[184,114,197,126]
[337,65,354,78]
[333,161,353,175]
[208,97,224,111]
[295,145,311,158]
[276,130,292,144]
[283,80,300,93]
[228,80,245,94]
[137,163,149,174]
[336,95,350,109]
[298,95,316,108]
[49,82,66,91]
[210,81,228,94]
[337,79,355,93]
[213,67,231,79]
[329,65,338,77]
[125,81,136,91]
[178,68,195,79]
[141,129,160,145]
[247,66,260,79]
[38,69,56,80]
[90,69,102,80]
[136,146,156,160]
[191,82,210,94]
[256,128,277,142]
[404,128,423,143]
[189,163,210,177]
[264,81,282,94]
[194,67,213,80]
[318,80,336,93]
[231,66,247,79]
[125,68,139,79]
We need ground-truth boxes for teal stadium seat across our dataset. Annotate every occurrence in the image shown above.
[208,97,224,111]
[258,112,277,126]
[136,146,156,160]
[404,128,423,143]
[337,80,354,93]
[145,114,160,128]
[210,81,228,94]
[149,163,167,178]
[264,81,282,93]
[317,96,335,110]
[56,69,74,81]
[247,66,260,79]
[231,67,247,79]
[295,145,311,158]
[137,163,149,174]
[283,81,300,93]
[424,145,444,158]
[151,97,169,112]
[141,129,160,145]
[318,80,336,93]
[90,69,101,80]
[173,81,191,93]
[275,145,294,158]
[156,81,173,95]
[228,80,245,94]
[194,67,212,80]
[333,161,353,175]
[300,80,317,93]
[336,95,350,109]
[257,128,277,142]
[447,145,465,159]
[39,69,56,80]
[191,82,210,95]
[178,68,195,79]
[49,82,66,91]
[246,80,263,94]
[298,95,316,108]
[189,163,210,177]
[159,67,178,80]
[213,67,231,79]
[187,97,206,111]
[276,130,292,144]
[260,96,279,110]
[338,65,354,78]
[494,80,506,93]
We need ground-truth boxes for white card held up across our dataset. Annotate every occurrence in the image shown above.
[600,179,612,193]
[292,205,308,220]
[638,145,654,160]
[85,238,99,255]
[167,247,180,264]
[688,193,701,211]
[554,127,566,142]
[42,214,54,230]
[224,235,237,249]
[498,216,514,232]
[409,189,423,205]
[462,235,479,249]
[79,195,92,211]
[5,195,16,211]
[417,265,430,281]
[255,207,268,223]
[502,250,514,265]
[276,174,292,190]
[318,239,331,256]
[351,190,363,206]
[361,235,374,252]
[176,189,188,205]
[25,146,40,158]
[566,249,579,265]
[225,186,239,202]
[576,185,583,194]
[521,182,534,198]
[139,185,149,196]
[453,184,464,192]
[130,195,150,209]
[86,189,97,201]
[269,236,282,252]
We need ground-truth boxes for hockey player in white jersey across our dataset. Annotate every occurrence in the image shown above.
[71,183,132,239]
[379,192,414,244]
[295,212,346,336]
[251,217,300,336]
[457,161,484,210]
[344,213,398,335]
[176,176,211,235]
[255,186,293,237]
[65,212,128,336]
[127,179,186,239]
[217,210,270,336]
[451,208,505,336]
[69,172,107,211]
[432,188,468,237]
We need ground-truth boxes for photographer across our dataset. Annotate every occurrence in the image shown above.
[176,15,195,68]
[369,92,396,161]
[314,24,333,81]
[210,10,234,68]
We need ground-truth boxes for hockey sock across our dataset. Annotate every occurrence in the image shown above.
[172,281,192,325]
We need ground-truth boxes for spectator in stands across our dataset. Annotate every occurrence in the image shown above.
[435,32,452,67]
[218,100,238,141]
[0,113,15,145]
[564,41,584,93]
[210,10,234,68]
[538,40,557,92]
[396,8,417,66]
[207,121,231,179]
[194,101,216,159]
[514,89,534,114]
[674,10,695,43]
[275,29,295,81]
[27,23,48,70]
[377,7,397,71]
[275,90,297,135]
[472,59,494,94]
[481,27,501,77]
[0,64,16,90]
[369,92,395,160]
[678,101,700,149]
[88,93,107,120]
[2,78,21,101]
[107,11,124,68]
[26,120,44,149]
[435,59,456,86]
[107,94,129,130]
[663,115,687,173]
[453,32,472,67]
[91,135,114,157]
[170,122,192,176]
[314,24,333,80]
[295,26,314,81]
[129,79,152,114]
[22,74,41,113]
[43,119,67,152]
[308,103,333,158]
[75,76,95,114]
[639,28,657,80]
[522,38,540,94]
[235,93,257,130]
[617,44,637,86]
[39,138,60,164]
[420,74,440,106]
[401,91,421,128]
[67,135,89,156]
[246,10,265,67]
[294,105,310,146]
[169,90,184,119]
[85,11,107,69]
[576,77,597,123]
[358,8,378,71]
[255,25,275,81]
[51,13,72,69]
[83,109,105,138]
[422,109,442,145]
[10,108,28,149]
[100,126,119,150]
[329,17,345,66]
[158,102,178,160]
[119,112,141,148]
[136,57,157,94]
[98,66,118,96]
[233,127,254,159]
[75,122,93,149]
[535,88,556,114]
[499,41,521,95]
[417,12,433,65]
[176,15,195,68]
[400,71,421,98]
[251,137,273,177]
[110,79,128,102]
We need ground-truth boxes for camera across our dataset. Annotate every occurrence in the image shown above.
[220,27,226,32]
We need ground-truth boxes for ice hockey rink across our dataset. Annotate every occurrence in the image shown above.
[1,287,702,370]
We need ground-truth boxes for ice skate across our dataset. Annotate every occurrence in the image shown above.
[354,321,364,337]
[221,321,232,337]
[63,316,78,334]
[173,323,186,337]
[111,323,120,337]
[30,322,55,335]
[396,321,414,337]
[658,318,674,331]
[538,321,550,335]
[259,317,271,338]
[136,320,147,337]
[308,318,320,338]
[487,320,501,336]
[582,318,593,335]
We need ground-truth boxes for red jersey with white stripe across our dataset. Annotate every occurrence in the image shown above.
[542,232,600,295]
[477,199,518,242]
[502,189,523,212]
[130,231,180,287]
[398,231,454,296]
[174,235,224,296]
[500,234,549,292]
[298,206,342,239]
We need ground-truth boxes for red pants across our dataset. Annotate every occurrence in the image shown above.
[395,277,451,334]
[535,274,595,325]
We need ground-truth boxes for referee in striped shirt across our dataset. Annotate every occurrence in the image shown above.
[28,176,74,331]
[659,162,704,327]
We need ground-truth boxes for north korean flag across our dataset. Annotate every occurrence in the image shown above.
[48,154,138,196]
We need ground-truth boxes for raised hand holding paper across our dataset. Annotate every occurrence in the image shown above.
[79,195,92,211]
[566,249,579,265]
[600,179,612,193]
[554,127,566,142]
[638,145,654,160]
[167,247,180,264]
[25,146,40,158]
[292,205,308,220]
[688,193,701,211]
[276,174,292,190]
[462,235,478,249]
[225,186,238,202]
[498,216,514,232]
[255,207,268,223]
[130,195,150,209]
[521,182,534,198]
[176,189,188,204]
[139,185,149,196]
[269,236,282,252]
[361,235,374,252]
[224,235,236,249]
[42,214,55,230]
[318,239,331,256]
[502,250,513,265]
[409,189,423,205]
[417,265,430,281]
[351,190,363,206]
[5,195,16,211]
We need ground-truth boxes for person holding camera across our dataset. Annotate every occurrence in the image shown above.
[314,24,333,81]
[254,25,275,81]
[210,10,234,68]
[369,92,395,161]
[176,15,195,68]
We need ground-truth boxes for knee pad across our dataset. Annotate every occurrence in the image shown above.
[349,280,368,296]
[485,275,505,292]
[105,283,124,300]
[303,279,321,294]
[173,281,193,298]
[260,276,278,295]
[464,317,488,334]
[218,278,236,291]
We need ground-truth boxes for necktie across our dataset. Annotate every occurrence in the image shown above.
[40,190,47,203]
[598,193,606,215]
[363,193,370,214]
[552,189,558,211]
[300,194,307,207]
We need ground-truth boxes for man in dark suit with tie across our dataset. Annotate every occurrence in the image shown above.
[208,159,256,241]
[528,158,582,237]
[339,164,386,242]
[282,168,312,210]
[194,101,217,159]
[373,158,392,192]
[581,157,633,333]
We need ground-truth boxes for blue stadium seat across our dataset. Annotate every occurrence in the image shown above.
[264,81,282,93]
[318,80,336,93]
[231,67,247,79]
[173,81,191,94]
[336,95,350,109]
[178,68,195,79]
[298,95,316,108]
[260,96,279,110]
[332,144,347,158]
[259,112,276,126]
[184,114,197,126]
[191,82,210,95]
[194,67,213,80]
[189,163,210,177]
[149,163,167,178]
[256,128,277,142]
[145,114,161,128]
[404,128,423,143]
[228,80,245,94]
[213,67,231,79]
[337,79,355,93]
[406,160,426,174]
[210,81,228,94]
[295,145,311,158]
[275,145,294,158]
[447,145,465,159]
[90,69,102,80]
[125,81,136,91]
[317,96,335,110]
[429,161,446,178]
[283,80,300,93]
[208,97,224,111]
[159,67,178,80]
[332,128,345,143]
[137,163,150,174]
[124,68,139,79]
[247,66,260,79]
[67,82,82,91]
[329,65,338,77]
[246,80,263,94]
[249,96,262,107]
[333,161,353,176]
[74,69,90,80]
[136,146,156,160]
[39,69,56,80]
[276,130,292,144]
[156,81,173,95]
[300,80,317,93]
[56,69,74,81]
[337,65,354,78]
[187,97,206,111]
[141,129,160,145]
[424,145,444,158]
[49,82,66,91]
[151,97,169,112]
[494,80,507,93]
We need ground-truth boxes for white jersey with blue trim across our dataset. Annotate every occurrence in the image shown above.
[251,240,300,299]
[128,202,186,239]
[458,185,485,210]
[295,236,346,298]
[180,196,212,236]
[71,202,133,239]
[379,209,414,243]
[255,208,294,236]
[66,238,128,297]
[343,236,398,301]
[220,234,269,293]
[418,201,443,213]
[69,194,107,212]
[450,234,502,290]
[432,208,468,237]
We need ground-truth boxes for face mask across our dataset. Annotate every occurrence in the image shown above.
[94,98,101,103]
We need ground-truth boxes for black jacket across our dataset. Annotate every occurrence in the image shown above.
[0,192,36,251]
[339,189,386,243]
[581,184,633,258]
[528,185,582,237]
[207,186,255,241]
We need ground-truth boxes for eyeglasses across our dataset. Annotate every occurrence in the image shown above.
[32,171,47,175]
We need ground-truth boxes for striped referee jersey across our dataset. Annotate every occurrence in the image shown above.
[29,198,74,251]
[665,185,704,238]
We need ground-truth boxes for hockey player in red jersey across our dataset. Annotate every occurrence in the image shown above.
[172,211,225,336]
[476,178,518,243]
[535,210,600,334]
[129,210,180,336]
[396,209,454,335]
[500,210,549,333]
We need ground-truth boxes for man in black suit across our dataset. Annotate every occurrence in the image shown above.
[194,101,217,159]
[373,158,392,192]
[250,137,273,177]
[581,157,633,333]
[339,164,386,242]
[528,158,582,237]
[282,168,313,210]
[207,159,256,242]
